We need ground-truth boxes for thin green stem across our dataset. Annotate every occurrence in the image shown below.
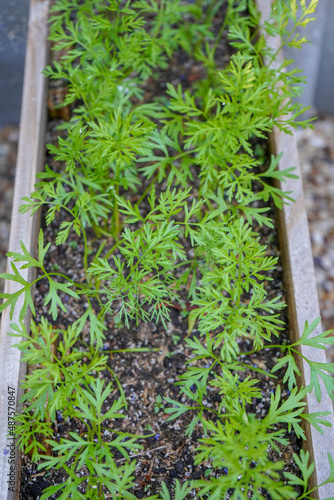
[46,272,76,284]
[235,252,242,310]
[81,224,89,274]
[105,365,128,408]
[103,347,160,353]
[153,0,165,38]
[297,479,330,500]
[239,362,277,379]
[181,404,229,418]
[239,344,287,357]
[112,1,120,59]
[212,13,229,58]
[104,237,125,260]
[137,174,160,205]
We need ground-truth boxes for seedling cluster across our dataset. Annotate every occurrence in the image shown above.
[1,0,334,498]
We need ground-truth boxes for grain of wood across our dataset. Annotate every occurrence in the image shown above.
[0,1,49,498]
[272,126,334,500]
[256,0,334,497]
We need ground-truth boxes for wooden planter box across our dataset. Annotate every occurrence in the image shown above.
[1,0,333,498]
[0,1,50,498]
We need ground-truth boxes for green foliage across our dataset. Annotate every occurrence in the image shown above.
[4,0,334,499]
[154,394,165,414]
[9,318,108,421]
[159,480,191,500]
[193,417,298,500]
[285,450,334,500]
[0,229,79,320]
[88,187,190,326]
[9,318,146,499]
[271,317,334,401]
[190,216,285,359]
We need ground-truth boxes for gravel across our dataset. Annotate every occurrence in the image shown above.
[295,117,334,361]
[0,125,18,294]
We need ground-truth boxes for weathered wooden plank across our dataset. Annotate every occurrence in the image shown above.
[0,1,49,498]
[256,0,334,497]
[272,125,334,500]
